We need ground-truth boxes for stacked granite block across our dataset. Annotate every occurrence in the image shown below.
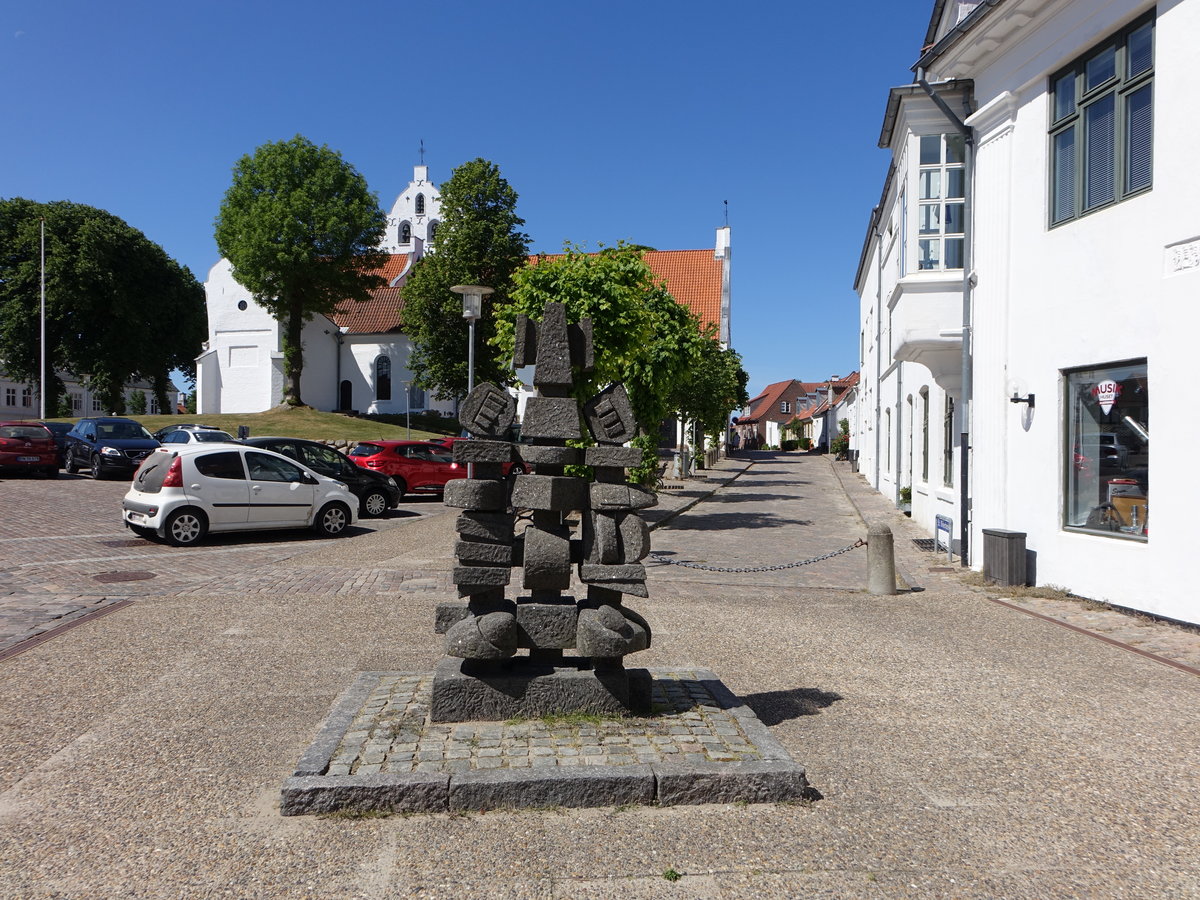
[431,301,656,722]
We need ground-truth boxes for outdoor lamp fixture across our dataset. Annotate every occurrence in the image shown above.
[451,284,494,396]
[1010,392,1035,409]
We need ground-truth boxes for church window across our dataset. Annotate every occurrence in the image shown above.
[415,194,426,215]
[375,355,392,402]
[428,220,439,244]
[400,221,411,244]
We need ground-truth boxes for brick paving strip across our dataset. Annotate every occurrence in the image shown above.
[0,596,132,661]
[281,667,808,815]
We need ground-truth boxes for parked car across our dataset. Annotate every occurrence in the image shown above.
[346,440,463,497]
[1080,433,1131,471]
[0,422,59,477]
[122,444,357,546]
[157,428,236,445]
[64,417,159,479]
[38,421,72,467]
[241,436,401,518]
[153,424,225,441]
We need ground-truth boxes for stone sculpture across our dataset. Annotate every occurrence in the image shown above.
[430,301,655,721]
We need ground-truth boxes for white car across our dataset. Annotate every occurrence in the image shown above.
[121,444,358,546]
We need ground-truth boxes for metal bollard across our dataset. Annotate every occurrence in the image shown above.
[867,522,897,596]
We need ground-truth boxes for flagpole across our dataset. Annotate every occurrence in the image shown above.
[40,218,46,420]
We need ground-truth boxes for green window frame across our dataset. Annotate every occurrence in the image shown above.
[1049,11,1154,226]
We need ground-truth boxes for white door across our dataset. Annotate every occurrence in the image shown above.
[186,450,249,528]
[244,451,317,526]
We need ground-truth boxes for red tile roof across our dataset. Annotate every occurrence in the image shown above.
[329,254,412,334]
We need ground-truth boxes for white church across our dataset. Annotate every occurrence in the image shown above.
[196,165,732,420]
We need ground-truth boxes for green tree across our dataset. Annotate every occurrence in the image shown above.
[399,158,529,398]
[214,135,387,407]
[671,337,750,444]
[128,389,147,415]
[496,244,707,479]
[0,198,206,415]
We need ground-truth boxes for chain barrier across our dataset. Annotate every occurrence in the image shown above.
[647,538,866,574]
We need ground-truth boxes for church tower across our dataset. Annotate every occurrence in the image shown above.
[381,164,443,256]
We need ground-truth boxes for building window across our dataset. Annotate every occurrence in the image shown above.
[943,397,955,487]
[415,193,426,215]
[400,221,411,243]
[428,220,439,244]
[375,355,391,402]
[1049,13,1154,226]
[1064,359,1148,538]
[916,133,965,270]
[780,401,790,414]
[920,388,930,483]
[4,388,14,407]
[21,387,32,408]
[92,397,102,412]
[71,393,81,411]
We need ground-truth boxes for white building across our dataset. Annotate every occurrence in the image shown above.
[196,165,452,417]
[0,366,180,418]
[854,0,1198,624]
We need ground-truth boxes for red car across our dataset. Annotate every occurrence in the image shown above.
[347,440,464,497]
[0,422,59,477]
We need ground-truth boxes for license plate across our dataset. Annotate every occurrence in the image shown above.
[127,512,145,523]
[18,456,39,462]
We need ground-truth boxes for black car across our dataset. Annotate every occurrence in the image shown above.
[240,436,401,518]
[64,417,160,479]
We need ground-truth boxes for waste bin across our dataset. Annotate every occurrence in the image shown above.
[982,529,1026,586]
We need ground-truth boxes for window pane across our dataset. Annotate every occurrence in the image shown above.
[945,134,965,164]
[945,238,964,269]
[1126,83,1153,192]
[919,170,941,200]
[1085,45,1116,91]
[945,203,965,235]
[918,239,941,270]
[1063,361,1149,537]
[1052,128,1077,223]
[1127,22,1153,77]
[1053,72,1076,121]
[1084,94,1115,209]
[919,204,941,235]
[920,134,941,165]
[946,168,965,199]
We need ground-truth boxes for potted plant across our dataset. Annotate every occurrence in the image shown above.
[898,486,912,516]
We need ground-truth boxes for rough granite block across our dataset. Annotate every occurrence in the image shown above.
[517,445,580,467]
[452,440,513,464]
[522,524,571,590]
[459,383,516,438]
[513,314,537,368]
[515,597,578,649]
[579,563,646,582]
[584,446,643,468]
[449,766,655,812]
[521,397,582,440]
[532,302,573,388]
[569,319,594,373]
[445,610,518,659]
[576,604,649,657]
[582,513,619,564]
[590,482,657,511]
[435,600,471,634]
[653,760,809,807]
[281,772,450,816]
[511,474,587,512]
[445,479,507,511]
[583,383,636,445]
[455,541,514,567]
[455,512,515,543]
[452,565,511,588]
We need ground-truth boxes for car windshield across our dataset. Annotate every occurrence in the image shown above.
[99,422,152,440]
[193,431,234,442]
[349,443,383,457]
[0,425,50,439]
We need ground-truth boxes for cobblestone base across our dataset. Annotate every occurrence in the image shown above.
[281,668,808,815]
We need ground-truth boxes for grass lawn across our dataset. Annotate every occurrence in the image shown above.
[39,407,458,442]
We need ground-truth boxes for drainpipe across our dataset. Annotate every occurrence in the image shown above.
[873,216,884,489]
[916,69,974,566]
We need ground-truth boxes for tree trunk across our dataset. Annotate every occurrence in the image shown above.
[283,298,305,407]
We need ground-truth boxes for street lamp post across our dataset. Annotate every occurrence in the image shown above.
[450,285,494,478]
[403,380,412,439]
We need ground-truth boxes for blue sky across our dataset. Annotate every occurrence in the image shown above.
[2,0,932,400]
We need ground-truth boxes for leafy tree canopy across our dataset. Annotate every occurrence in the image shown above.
[399,158,530,398]
[670,336,750,443]
[0,197,206,414]
[214,135,386,406]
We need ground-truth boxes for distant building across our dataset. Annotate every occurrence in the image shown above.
[0,365,179,418]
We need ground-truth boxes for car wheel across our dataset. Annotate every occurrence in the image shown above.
[65,450,79,474]
[90,454,105,480]
[392,477,407,498]
[361,489,389,518]
[164,508,207,546]
[314,502,351,537]
[509,463,526,477]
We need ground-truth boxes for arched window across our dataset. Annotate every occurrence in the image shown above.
[399,221,411,243]
[415,193,426,215]
[375,355,391,402]
[428,220,439,244]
